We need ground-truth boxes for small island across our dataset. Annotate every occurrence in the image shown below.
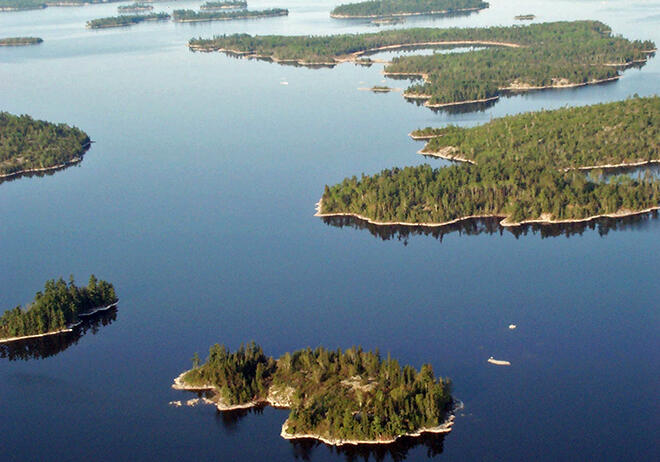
[200,1,247,11]
[514,14,535,20]
[0,112,91,181]
[172,8,287,23]
[331,0,489,19]
[317,97,660,227]
[86,12,170,29]
[0,0,127,12]
[0,37,43,46]
[0,275,118,343]
[188,21,655,108]
[173,342,455,445]
[117,2,154,13]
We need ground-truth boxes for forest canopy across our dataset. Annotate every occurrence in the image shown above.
[189,21,655,106]
[0,112,90,178]
[178,343,453,443]
[0,276,118,340]
[319,97,660,226]
[86,12,170,29]
[172,8,287,22]
[331,0,488,18]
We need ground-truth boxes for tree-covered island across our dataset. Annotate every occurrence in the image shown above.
[0,112,91,180]
[86,12,170,29]
[188,21,655,107]
[0,276,118,343]
[331,0,488,19]
[318,97,660,227]
[0,0,127,12]
[172,8,287,23]
[0,37,43,46]
[200,1,247,11]
[117,3,154,13]
[173,342,454,445]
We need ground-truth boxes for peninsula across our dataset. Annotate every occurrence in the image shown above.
[172,8,287,23]
[200,1,247,10]
[0,37,43,46]
[331,0,488,19]
[188,21,655,107]
[0,275,118,343]
[317,97,660,227]
[173,343,455,445]
[0,112,91,180]
[86,12,170,29]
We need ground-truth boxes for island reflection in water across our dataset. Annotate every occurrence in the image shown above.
[210,406,446,461]
[321,211,660,244]
[0,307,117,361]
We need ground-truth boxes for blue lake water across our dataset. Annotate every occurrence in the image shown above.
[1,0,659,460]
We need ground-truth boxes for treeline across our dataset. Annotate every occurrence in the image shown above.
[320,97,660,225]
[0,276,118,340]
[180,343,453,441]
[0,112,90,177]
[117,3,153,13]
[331,0,488,18]
[0,37,43,46]
[421,96,660,169]
[172,8,287,22]
[200,1,247,10]
[188,21,654,106]
[87,12,170,29]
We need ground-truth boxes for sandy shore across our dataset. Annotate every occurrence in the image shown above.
[315,198,660,229]
[409,132,443,140]
[568,159,660,171]
[500,76,620,91]
[487,357,511,366]
[417,146,476,164]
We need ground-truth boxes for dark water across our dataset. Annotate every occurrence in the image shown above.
[1,1,659,461]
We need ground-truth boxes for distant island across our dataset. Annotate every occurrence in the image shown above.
[173,342,455,445]
[317,96,660,227]
[0,36,43,46]
[172,8,287,23]
[331,0,488,19]
[0,275,118,343]
[514,14,535,20]
[87,12,170,29]
[200,0,247,10]
[117,2,153,13]
[188,21,655,107]
[0,0,126,12]
[0,112,91,180]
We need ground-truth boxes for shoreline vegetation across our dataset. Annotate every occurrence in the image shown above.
[188,21,655,108]
[0,276,118,343]
[330,0,488,19]
[0,37,43,46]
[0,112,91,181]
[318,97,660,228]
[86,12,170,29]
[172,8,287,23]
[173,343,455,446]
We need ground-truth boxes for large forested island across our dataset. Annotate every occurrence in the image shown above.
[331,0,488,19]
[0,37,43,46]
[189,21,654,106]
[173,343,454,445]
[318,97,660,227]
[0,276,118,342]
[0,112,91,180]
[86,12,170,29]
[172,8,287,23]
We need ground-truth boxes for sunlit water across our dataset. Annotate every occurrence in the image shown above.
[1,1,659,461]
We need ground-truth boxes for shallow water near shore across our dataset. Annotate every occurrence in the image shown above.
[1,1,659,461]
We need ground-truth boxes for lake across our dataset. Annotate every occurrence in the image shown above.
[1,0,659,460]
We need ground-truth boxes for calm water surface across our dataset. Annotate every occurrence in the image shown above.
[1,1,659,461]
